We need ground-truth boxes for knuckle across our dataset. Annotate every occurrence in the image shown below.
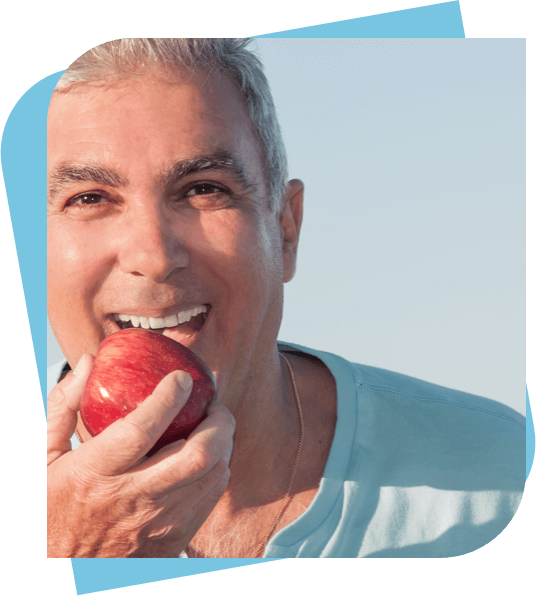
[206,404,236,439]
[187,443,213,476]
[207,458,228,481]
[47,384,66,411]
[113,418,153,453]
[70,460,120,500]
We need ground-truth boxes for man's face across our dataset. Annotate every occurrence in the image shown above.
[47,70,300,398]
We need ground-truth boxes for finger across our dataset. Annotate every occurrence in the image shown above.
[133,401,235,495]
[165,402,234,480]
[84,370,193,476]
[182,401,236,475]
[47,354,93,465]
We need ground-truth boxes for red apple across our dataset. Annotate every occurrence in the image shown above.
[80,328,216,455]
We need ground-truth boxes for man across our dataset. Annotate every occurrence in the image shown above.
[47,38,525,558]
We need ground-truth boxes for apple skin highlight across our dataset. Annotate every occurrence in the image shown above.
[80,328,216,455]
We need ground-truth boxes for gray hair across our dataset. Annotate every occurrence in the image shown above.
[54,38,288,211]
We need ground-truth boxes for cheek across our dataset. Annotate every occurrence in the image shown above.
[200,213,281,280]
[48,223,115,361]
[203,208,281,256]
[47,222,113,306]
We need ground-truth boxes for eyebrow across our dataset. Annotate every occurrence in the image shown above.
[48,149,256,204]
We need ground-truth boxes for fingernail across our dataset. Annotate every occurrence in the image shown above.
[176,371,193,392]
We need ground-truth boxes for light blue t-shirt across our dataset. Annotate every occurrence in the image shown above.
[48,342,525,558]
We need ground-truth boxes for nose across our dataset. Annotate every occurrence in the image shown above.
[117,207,190,282]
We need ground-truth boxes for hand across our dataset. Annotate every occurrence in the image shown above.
[47,353,235,558]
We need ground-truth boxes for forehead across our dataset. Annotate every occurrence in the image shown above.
[47,71,262,184]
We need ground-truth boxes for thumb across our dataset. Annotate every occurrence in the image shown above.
[86,370,193,476]
[47,353,93,466]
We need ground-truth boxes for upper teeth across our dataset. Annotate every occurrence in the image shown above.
[113,305,207,330]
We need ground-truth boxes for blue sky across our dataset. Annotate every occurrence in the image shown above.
[259,39,525,412]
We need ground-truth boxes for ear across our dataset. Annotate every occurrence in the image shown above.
[280,179,304,283]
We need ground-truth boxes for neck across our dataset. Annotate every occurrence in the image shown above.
[220,346,301,511]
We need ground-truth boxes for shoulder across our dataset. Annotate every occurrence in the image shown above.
[348,361,525,495]
[279,340,525,431]
[352,360,525,431]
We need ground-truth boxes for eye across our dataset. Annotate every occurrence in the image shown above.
[66,192,109,207]
[184,183,228,198]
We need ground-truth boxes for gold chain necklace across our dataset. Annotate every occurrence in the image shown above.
[74,352,305,559]
[252,353,303,558]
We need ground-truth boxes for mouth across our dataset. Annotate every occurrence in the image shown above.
[111,304,211,339]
